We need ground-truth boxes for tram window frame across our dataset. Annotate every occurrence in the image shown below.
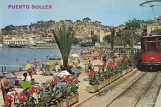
[158,42,161,51]
[146,37,155,42]
[141,43,145,52]
[158,36,161,51]
[146,42,156,52]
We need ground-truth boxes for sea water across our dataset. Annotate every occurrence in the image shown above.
[0,47,85,71]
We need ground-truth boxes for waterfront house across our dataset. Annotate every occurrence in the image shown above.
[3,36,28,45]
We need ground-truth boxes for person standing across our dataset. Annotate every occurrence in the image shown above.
[34,59,38,71]
[16,57,18,62]
[36,62,40,72]
[103,55,107,64]
[0,75,10,106]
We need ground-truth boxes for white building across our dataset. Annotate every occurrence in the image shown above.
[99,30,111,43]
[3,37,28,45]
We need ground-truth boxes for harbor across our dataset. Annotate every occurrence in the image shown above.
[0,47,85,71]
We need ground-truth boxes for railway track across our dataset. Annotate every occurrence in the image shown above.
[106,72,160,107]
[134,72,161,107]
[77,70,144,107]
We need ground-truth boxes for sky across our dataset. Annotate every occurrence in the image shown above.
[0,0,161,28]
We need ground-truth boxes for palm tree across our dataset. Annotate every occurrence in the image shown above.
[117,30,129,57]
[103,27,115,57]
[129,31,139,59]
[52,25,75,69]
[110,27,115,57]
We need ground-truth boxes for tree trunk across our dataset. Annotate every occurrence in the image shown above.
[63,58,68,70]
[123,44,126,58]
[130,33,134,58]
[111,35,114,58]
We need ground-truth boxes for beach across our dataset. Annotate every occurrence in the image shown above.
[0,54,102,106]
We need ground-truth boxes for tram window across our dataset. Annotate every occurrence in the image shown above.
[147,43,156,52]
[158,37,161,41]
[158,43,161,51]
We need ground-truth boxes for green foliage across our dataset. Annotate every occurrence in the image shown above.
[73,37,80,44]
[89,59,133,85]
[37,83,78,106]
[89,74,97,85]
[103,35,110,43]
[91,34,99,44]
[82,17,91,22]
[103,27,115,57]
[76,66,82,69]
[52,25,75,69]
[151,28,161,35]
[125,19,141,30]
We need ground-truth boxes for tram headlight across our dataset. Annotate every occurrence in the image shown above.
[150,57,154,63]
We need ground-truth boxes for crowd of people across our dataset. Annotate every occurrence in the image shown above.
[0,59,41,106]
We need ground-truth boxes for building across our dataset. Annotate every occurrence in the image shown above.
[146,25,161,35]
[99,30,111,43]
[80,36,92,43]
[0,30,2,42]
[3,36,28,45]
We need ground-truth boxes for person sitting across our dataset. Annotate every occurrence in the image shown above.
[28,72,33,81]
[23,73,32,82]
[88,64,92,72]
[23,73,39,85]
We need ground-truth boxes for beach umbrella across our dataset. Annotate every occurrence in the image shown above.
[26,64,31,70]
[61,70,71,75]
[22,64,34,70]
[46,62,50,65]
[71,54,79,58]
[57,70,71,77]
[4,73,16,79]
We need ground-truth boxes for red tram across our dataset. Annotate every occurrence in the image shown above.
[141,35,161,71]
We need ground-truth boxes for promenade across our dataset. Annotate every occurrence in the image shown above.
[154,85,161,107]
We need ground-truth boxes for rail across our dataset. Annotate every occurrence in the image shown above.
[106,72,158,107]
[134,72,158,107]
[106,73,146,107]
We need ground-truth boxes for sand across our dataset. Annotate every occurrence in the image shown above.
[14,71,53,83]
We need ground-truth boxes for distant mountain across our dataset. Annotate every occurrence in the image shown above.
[1,19,110,39]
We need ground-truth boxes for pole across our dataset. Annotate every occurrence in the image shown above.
[4,66,6,72]
[2,66,3,73]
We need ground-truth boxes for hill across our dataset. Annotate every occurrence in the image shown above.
[1,18,110,42]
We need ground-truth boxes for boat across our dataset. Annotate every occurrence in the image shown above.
[48,56,61,60]
[48,51,61,60]
[48,55,61,60]
[8,44,26,48]
[0,44,2,47]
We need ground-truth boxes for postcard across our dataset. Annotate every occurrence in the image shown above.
[0,0,161,107]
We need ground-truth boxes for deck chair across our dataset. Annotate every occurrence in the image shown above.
[43,69,51,76]
[72,68,81,76]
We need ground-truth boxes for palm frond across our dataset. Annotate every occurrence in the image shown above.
[52,25,75,68]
